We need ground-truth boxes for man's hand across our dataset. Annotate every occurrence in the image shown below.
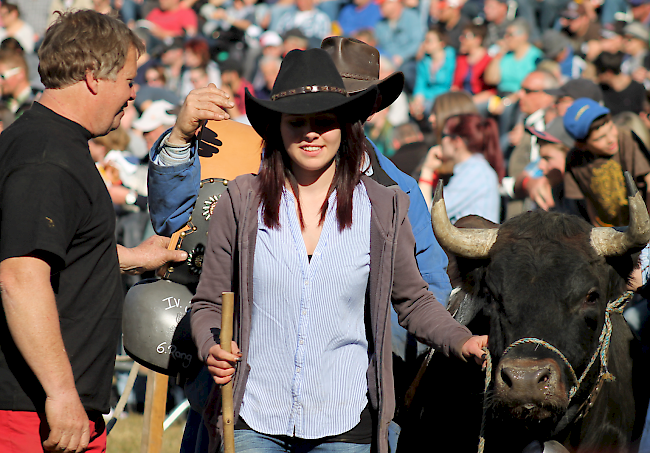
[167,84,235,146]
[461,335,489,367]
[118,235,188,275]
[527,176,555,211]
[207,341,241,385]
[42,391,90,453]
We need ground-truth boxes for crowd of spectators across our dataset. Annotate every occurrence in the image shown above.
[2,0,650,431]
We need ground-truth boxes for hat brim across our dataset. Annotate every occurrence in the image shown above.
[245,86,379,138]
[526,126,562,144]
[344,72,405,113]
[544,87,567,97]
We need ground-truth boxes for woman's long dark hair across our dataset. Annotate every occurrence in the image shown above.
[443,114,505,182]
[258,114,367,231]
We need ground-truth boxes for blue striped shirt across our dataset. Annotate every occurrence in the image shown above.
[239,183,371,439]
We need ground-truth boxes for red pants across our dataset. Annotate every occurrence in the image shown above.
[0,410,106,452]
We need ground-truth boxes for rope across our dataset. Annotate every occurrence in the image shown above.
[476,291,633,453]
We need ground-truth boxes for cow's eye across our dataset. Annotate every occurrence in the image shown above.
[584,290,599,307]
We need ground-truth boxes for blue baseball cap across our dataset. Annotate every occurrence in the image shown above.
[563,98,610,141]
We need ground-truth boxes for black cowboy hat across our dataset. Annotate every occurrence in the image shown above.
[321,36,404,113]
[245,48,378,137]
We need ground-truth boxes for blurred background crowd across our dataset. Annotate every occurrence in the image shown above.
[3,0,650,417]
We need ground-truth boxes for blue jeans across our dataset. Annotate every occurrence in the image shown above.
[226,429,372,453]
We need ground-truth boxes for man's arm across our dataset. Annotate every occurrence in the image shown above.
[148,85,234,236]
[0,257,90,453]
[117,235,187,275]
[375,148,452,305]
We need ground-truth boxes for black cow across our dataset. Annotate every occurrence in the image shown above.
[397,176,650,453]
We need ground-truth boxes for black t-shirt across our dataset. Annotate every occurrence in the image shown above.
[0,103,123,413]
[600,79,646,115]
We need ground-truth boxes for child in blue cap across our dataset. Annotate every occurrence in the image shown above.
[562,97,650,227]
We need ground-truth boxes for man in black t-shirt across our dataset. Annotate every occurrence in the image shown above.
[595,51,648,115]
[0,10,224,453]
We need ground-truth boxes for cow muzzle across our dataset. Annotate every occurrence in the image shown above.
[493,357,568,420]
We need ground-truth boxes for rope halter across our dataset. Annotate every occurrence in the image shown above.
[477,291,634,453]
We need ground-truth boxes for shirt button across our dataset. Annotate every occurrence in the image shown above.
[299,339,304,345]
[302,310,307,315]
[296,367,301,373]
[304,280,309,286]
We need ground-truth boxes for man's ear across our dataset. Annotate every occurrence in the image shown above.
[85,70,99,95]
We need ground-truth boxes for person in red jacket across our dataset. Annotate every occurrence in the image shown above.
[452,23,496,105]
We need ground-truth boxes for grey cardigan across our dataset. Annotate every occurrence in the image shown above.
[190,173,473,453]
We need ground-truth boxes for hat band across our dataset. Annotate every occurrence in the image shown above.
[339,72,378,82]
[271,85,347,101]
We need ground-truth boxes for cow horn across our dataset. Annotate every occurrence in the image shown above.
[590,172,650,256]
[431,182,498,258]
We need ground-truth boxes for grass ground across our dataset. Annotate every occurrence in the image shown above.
[106,414,185,453]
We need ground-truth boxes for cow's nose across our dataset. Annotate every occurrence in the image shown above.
[495,358,563,400]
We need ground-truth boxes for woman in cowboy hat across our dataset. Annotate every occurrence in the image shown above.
[190,48,487,453]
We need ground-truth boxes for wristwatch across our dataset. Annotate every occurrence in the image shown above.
[125,190,138,205]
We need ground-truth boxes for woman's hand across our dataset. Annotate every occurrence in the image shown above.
[461,335,489,367]
[206,341,241,385]
[422,145,442,173]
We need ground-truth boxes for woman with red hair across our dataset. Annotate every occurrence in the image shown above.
[422,113,504,223]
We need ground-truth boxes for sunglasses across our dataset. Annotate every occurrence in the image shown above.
[521,87,542,94]
[0,67,21,80]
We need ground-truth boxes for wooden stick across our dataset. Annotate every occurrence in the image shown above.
[220,291,235,453]
[141,369,168,453]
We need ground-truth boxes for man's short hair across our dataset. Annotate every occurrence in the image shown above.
[593,51,624,75]
[509,18,530,37]
[0,49,28,79]
[1,3,19,16]
[463,23,488,44]
[38,10,145,89]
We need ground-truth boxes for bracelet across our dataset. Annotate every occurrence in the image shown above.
[521,176,531,192]
[418,178,434,185]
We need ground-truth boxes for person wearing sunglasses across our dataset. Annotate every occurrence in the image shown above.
[504,70,560,218]
[0,50,32,117]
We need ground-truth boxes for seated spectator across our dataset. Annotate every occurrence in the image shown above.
[410,27,456,121]
[595,51,647,115]
[621,21,650,86]
[132,100,179,153]
[389,122,429,178]
[178,38,221,100]
[503,70,559,217]
[428,90,479,145]
[541,29,587,82]
[545,78,604,117]
[419,113,504,223]
[200,0,263,41]
[563,97,650,227]
[337,0,382,37]
[282,27,310,54]
[219,58,254,115]
[560,1,602,62]
[253,55,281,100]
[484,19,543,96]
[452,22,495,106]
[0,49,34,117]
[262,0,295,32]
[524,117,578,214]
[144,64,168,88]
[482,0,512,54]
[0,3,35,54]
[144,0,198,43]
[274,0,331,47]
[375,0,424,81]
[431,0,470,52]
